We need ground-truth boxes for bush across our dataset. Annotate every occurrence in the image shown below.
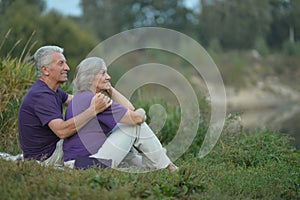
[132,89,210,158]
[0,56,36,154]
[209,129,298,167]
[282,40,300,56]
[201,128,300,199]
[208,38,223,54]
[254,37,269,56]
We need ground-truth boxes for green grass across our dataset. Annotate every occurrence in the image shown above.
[0,53,299,199]
[1,130,299,199]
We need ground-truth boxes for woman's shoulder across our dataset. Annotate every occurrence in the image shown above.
[67,91,94,117]
[70,91,94,108]
[74,90,94,100]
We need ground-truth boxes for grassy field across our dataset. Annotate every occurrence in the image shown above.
[0,54,299,199]
[1,130,299,199]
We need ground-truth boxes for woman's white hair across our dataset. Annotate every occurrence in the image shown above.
[73,57,106,92]
[33,45,64,77]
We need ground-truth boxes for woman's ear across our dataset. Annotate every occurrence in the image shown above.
[41,66,49,76]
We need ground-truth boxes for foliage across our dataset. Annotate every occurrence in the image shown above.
[209,129,299,167]
[80,0,194,40]
[199,0,271,49]
[0,0,98,71]
[213,51,247,88]
[208,38,223,54]
[201,128,300,199]
[1,0,300,59]
[282,40,300,56]
[0,0,43,58]
[37,11,99,71]
[0,128,299,199]
[0,55,36,154]
[254,36,270,56]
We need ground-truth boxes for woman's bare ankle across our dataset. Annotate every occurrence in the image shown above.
[166,162,179,172]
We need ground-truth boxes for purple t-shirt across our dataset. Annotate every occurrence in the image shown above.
[18,80,68,160]
[63,91,127,161]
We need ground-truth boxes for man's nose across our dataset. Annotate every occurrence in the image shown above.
[64,63,70,71]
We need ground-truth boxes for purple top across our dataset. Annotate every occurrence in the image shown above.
[18,80,68,160]
[63,91,127,161]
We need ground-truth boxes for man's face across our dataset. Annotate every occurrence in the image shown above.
[47,52,70,84]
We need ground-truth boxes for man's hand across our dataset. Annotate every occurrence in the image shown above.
[49,93,112,139]
[64,94,73,105]
[90,93,112,114]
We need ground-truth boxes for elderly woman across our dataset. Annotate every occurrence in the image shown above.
[63,57,178,171]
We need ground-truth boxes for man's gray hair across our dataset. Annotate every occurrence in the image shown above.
[73,57,106,92]
[34,45,64,77]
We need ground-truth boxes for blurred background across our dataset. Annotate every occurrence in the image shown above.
[0,0,299,149]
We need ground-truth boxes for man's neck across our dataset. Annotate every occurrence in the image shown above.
[39,77,59,92]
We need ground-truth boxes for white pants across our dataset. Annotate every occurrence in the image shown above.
[42,139,64,167]
[90,123,171,169]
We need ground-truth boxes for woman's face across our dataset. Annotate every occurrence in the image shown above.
[92,66,111,93]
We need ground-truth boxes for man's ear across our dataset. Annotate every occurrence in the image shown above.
[41,66,49,76]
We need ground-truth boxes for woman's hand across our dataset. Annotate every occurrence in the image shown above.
[135,108,147,124]
[119,108,147,125]
[105,82,113,97]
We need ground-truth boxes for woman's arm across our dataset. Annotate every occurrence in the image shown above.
[119,108,147,125]
[49,93,112,139]
[106,85,147,125]
[106,86,135,111]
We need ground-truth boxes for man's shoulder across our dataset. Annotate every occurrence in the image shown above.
[29,80,48,92]
[24,81,55,102]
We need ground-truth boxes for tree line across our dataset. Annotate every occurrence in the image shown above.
[0,0,299,65]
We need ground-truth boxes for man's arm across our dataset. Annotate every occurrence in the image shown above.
[64,94,73,105]
[48,93,111,139]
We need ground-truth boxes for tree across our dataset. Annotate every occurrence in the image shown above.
[0,0,45,57]
[198,0,271,49]
[80,0,196,40]
[287,0,300,42]
[37,11,99,69]
[0,0,98,70]
[267,0,290,49]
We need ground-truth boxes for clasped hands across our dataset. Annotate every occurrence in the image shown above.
[90,93,112,114]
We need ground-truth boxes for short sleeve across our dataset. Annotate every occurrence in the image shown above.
[57,88,69,104]
[34,92,64,126]
[97,102,128,133]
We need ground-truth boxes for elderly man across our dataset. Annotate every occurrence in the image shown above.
[18,45,111,167]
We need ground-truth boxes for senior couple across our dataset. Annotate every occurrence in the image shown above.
[18,45,178,171]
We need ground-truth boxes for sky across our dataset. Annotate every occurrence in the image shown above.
[46,0,199,16]
[46,0,82,16]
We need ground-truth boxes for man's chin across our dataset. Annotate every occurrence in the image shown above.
[59,79,68,84]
